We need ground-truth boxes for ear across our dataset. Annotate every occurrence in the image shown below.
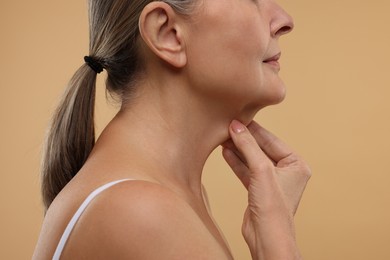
[139,2,187,68]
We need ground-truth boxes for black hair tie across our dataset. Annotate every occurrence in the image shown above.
[84,56,104,74]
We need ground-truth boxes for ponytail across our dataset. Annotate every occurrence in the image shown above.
[40,0,197,212]
[41,65,97,211]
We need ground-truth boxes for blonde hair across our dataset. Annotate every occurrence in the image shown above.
[41,0,195,211]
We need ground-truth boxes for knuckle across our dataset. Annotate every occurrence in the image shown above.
[291,154,312,179]
[305,166,312,179]
[251,162,273,175]
[299,162,312,180]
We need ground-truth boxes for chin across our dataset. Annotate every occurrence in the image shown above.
[271,85,287,104]
[238,83,286,123]
[262,80,287,105]
[257,83,287,105]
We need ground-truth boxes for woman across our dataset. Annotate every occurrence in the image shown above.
[33,0,311,259]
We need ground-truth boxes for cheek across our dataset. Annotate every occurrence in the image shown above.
[186,47,270,108]
[186,31,264,94]
[184,8,282,107]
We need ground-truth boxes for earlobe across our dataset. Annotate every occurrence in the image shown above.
[139,2,187,68]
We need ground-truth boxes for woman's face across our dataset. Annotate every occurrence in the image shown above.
[184,0,294,118]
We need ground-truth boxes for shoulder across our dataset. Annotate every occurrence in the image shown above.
[95,180,190,231]
[63,180,224,259]
[96,180,191,226]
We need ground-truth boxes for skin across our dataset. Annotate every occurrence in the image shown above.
[33,0,310,259]
[223,121,311,259]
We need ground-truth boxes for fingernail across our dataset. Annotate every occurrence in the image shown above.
[231,120,245,134]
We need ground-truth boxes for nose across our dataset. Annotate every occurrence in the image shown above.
[270,3,294,38]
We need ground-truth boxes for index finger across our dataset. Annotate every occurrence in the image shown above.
[247,121,294,163]
[229,120,274,173]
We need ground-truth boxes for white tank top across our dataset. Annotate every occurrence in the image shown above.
[52,179,134,260]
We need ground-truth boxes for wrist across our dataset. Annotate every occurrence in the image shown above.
[243,213,301,260]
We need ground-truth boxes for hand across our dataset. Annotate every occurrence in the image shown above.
[222,120,311,260]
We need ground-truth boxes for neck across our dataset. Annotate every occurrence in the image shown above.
[92,78,234,198]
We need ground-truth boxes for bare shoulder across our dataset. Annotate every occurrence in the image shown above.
[62,180,228,260]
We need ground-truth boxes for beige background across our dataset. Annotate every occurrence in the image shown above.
[1,0,389,259]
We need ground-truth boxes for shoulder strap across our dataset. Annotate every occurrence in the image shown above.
[53,179,134,260]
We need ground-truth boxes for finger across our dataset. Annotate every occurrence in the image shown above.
[247,121,295,163]
[221,139,247,165]
[222,147,250,189]
[229,120,273,174]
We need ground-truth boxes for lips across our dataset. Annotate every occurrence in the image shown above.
[263,52,281,70]
[263,52,281,63]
